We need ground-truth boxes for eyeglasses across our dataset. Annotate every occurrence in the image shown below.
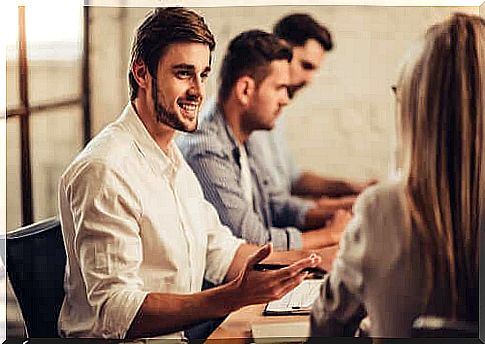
[391,85,397,94]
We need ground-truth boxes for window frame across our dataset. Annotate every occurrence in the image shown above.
[5,6,91,226]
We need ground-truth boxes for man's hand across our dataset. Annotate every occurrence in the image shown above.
[316,195,357,212]
[292,171,378,198]
[312,244,339,273]
[345,179,378,195]
[324,209,353,243]
[228,244,322,309]
[303,196,357,230]
[323,179,378,197]
[301,210,352,249]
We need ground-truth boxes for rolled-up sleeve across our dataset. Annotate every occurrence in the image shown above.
[202,200,246,285]
[64,161,148,338]
[186,149,302,251]
[310,193,369,337]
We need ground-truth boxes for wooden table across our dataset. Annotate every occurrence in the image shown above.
[205,303,309,343]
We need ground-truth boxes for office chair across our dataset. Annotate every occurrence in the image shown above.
[4,217,66,338]
[412,315,478,337]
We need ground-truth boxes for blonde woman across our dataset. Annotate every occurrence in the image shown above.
[310,13,484,337]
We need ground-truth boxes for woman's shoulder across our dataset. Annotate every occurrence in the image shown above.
[351,179,410,247]
[354,179,406,214]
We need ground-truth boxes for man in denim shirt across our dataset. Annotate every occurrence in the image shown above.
[178,30,350,251]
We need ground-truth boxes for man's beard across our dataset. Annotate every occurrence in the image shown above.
[151,78,198,133]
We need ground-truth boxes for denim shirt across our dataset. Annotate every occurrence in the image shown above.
[177,101,312,250]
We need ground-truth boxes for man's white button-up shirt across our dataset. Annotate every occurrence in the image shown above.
[58,103,245,339]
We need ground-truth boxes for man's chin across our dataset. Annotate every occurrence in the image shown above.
[184,125,198,133]
[264,121,276,131]
[179,118,198,133]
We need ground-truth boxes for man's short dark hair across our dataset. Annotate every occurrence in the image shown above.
[218,30,292,103]
[128,7,216,100]
[273,13,333,51]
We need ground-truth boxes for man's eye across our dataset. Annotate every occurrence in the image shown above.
[201,73,209,82]
[176,71,191,78]
[302,63,315,71]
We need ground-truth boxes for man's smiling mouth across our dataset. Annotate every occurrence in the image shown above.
[177,100,199,118]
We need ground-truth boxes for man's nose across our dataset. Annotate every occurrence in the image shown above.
[189,77,204,98]
[281,88,290,106]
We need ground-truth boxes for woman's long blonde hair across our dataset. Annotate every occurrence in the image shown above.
[397,13,484,320]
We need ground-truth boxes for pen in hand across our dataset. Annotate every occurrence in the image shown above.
[253,263,326,278]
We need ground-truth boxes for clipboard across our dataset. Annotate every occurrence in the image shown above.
[263,303,312,315]
[262,279,325,316]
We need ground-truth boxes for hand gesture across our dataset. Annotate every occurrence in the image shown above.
[231,244,322,309]
[302,210,352,249]
[312,244,339,273]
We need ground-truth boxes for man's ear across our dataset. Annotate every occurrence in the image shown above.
[234,76,256,106]
[132,60,150,90]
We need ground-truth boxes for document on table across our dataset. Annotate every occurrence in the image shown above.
[263,279,324,315]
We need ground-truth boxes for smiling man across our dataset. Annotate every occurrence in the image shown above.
[179,30,351,252]
[58,8,330,340]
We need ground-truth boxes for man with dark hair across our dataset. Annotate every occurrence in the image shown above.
[179,30,351,253]
[251,14,375,206]
[273,13,333,99]
[58,8,330,340]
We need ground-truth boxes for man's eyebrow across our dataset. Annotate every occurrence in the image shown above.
[172,64,195,70]
[172,64,211,73]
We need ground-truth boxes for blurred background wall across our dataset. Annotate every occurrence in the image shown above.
[90,5,478,184]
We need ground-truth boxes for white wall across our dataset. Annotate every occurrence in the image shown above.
[90,5,479,181]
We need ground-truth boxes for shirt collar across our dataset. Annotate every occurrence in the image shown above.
[118,102,183,177]
[210,102,255,161]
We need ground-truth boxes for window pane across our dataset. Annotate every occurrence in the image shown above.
[6,60,20,110]
[30,106,83,222]
[28,60,82,105]
[6,117,22,232]
[6,3,20,110]
[25,3,83,104]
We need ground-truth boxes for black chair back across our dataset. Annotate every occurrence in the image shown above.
[412,315,478,337]
[4,218,66,338]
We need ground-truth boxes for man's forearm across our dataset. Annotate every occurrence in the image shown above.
[301,206,334,230]
[126,283,240,339]
[127,244,329,339]
[292,172,355,198]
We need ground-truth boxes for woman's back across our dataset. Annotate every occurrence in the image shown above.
[311,180,455,337]
[310,13,483,338]
[354,181,454,336]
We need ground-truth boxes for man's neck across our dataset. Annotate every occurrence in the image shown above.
[132,99,175,154]
[220,100,251,144]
